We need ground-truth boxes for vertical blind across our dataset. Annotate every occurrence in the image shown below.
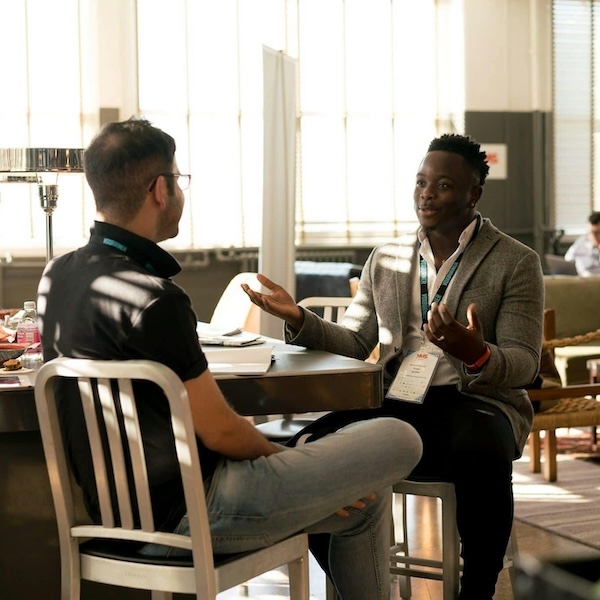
[553,0,600,234]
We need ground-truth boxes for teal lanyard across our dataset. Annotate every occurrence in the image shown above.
[419,214,481,327]
[419,255,462,327]
[91,234,158,275]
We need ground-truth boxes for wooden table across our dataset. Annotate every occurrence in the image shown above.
[0,343,382,600]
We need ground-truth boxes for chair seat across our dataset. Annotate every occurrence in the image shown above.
[532,396,600,431]
[81,537,264,569]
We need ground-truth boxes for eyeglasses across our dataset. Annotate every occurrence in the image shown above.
[148,173,191,192]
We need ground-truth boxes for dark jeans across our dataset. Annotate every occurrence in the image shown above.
[290,385,516,600]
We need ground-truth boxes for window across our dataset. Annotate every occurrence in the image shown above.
[0,0,438,256]
[553,0,600,234]
[0,0,95,257]
[136,0,437,249]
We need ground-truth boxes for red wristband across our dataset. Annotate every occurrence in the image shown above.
[464,343,491,371]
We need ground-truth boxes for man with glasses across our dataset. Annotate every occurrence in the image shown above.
[565,211,600,276]
[37,117,422,600]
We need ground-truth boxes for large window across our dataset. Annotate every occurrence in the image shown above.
[0,0,439,256]
[137,0,437,250]
[0,0,95,257]
[553,0,600,234]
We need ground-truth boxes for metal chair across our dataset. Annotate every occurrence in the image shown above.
[34,357,309,599]
[390,480,518,600]
[255,296,354,441]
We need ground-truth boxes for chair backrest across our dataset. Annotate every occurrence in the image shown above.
[34,357,217,597]
[544,254,578,276]
[297,296,353,323]
[210,272,261,333]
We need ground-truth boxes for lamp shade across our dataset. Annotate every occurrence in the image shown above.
[0,148,84,173]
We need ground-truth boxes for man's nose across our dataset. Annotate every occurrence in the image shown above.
[420,185,434,199]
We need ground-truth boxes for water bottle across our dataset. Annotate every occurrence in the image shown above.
[16,301,41,345]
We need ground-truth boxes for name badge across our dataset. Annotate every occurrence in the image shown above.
[386,345,440,404]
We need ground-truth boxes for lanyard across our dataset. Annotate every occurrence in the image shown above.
[90,234,158,275]
[419,255,462,326]
[419,214,481,327]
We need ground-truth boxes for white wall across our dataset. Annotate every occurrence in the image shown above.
[462,0,552,112]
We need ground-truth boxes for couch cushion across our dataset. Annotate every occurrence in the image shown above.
[544,275,600,338]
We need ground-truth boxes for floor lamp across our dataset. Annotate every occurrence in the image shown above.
[0,148,85,263]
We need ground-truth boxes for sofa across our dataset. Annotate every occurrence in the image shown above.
[543,275,600,384]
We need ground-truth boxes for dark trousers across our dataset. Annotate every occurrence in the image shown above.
[291,385,516,600]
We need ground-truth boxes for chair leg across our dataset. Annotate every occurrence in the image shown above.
[397,494,411,599]
[440,491,460,600]
[288,554,310,600]
[543,430,558,482]
[325,576,337,599]
[529,431,541,473]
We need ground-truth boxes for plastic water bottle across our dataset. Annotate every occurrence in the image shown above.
[16,301,41,345]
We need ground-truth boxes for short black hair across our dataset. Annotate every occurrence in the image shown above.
[84,117,176,221]
[589,212,600,226]
[427,133,490,186]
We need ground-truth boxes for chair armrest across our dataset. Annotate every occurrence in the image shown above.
[527,383,600,401]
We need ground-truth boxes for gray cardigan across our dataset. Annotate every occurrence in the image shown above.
[286,219,544,456]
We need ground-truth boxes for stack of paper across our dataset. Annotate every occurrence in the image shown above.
[203,345,273,375]
[196,322,264,347]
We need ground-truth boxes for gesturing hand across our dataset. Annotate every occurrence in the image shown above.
[241,273,305,330]
[423,302,487,365]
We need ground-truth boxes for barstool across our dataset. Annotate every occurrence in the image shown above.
[390,480,518,600]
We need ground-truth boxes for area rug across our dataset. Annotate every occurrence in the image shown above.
[513,432,600,550]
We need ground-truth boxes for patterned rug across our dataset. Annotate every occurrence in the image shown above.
[513,430,600,550]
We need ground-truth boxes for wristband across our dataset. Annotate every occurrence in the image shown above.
[464,343,491,371]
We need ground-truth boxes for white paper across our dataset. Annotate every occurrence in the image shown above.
[204,345,273,375]
[197,322,265,346]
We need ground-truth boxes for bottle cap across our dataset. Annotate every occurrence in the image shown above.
[23,301,36,310]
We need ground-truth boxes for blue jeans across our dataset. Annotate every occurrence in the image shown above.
[143,417,422,600]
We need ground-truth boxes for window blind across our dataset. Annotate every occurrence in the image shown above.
[553,0,600,234]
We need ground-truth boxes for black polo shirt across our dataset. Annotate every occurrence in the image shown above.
[38,221,218,531]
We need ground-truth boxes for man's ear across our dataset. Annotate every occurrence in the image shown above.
[470,184,483,205]
[150,175,169,209]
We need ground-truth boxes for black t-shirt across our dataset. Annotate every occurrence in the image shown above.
[37,221,218,531]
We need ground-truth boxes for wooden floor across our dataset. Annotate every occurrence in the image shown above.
[216,492,600,599]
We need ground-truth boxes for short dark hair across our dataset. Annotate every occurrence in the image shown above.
[427,133,490,186]
[84,117,176,221]
[589,212,600,226]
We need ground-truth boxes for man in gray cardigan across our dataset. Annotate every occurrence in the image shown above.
[243,134,544,600]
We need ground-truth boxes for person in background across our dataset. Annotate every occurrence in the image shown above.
[36,117,423,600]
[243,133,545,600]
[564,211,600,276]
